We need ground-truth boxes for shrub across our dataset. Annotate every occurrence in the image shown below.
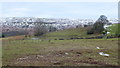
[2,34,5,38]
[34,24,47,36]
[87,15,108,34]
[87,30,94,35]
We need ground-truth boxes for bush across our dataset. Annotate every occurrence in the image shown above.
[34,24,47,36]
[87,15,108,34]
[2,34,5,38]
[87,30,94,35]
[92,21,104,34]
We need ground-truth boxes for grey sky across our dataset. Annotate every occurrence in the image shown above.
[1,2,118,19]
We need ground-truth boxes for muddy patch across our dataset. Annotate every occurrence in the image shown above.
[73,58,115,66]
[13,49,115,66]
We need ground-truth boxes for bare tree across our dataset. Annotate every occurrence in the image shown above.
[34,23,47,36]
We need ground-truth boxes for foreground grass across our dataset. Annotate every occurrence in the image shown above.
[2,37,118,66]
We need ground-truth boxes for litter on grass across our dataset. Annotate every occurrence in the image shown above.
[17,56,28,61]
[65,53,69,55]
[96,47,100,49]
[99,52,109,56]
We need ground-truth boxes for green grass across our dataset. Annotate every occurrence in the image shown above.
[41,27,101,40]
[107,23,120,37]
[1,27,119,66]
[2,38,118,66]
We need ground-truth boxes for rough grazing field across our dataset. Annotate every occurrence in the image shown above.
[2,37,118,66]
[42,27,101,40]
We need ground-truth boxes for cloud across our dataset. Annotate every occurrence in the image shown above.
[10,8,28,12]
[1,2,117,19]
[2,8,29,17]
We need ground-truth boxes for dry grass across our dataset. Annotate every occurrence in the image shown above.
[1,35,25,41]
[2,37,118,66]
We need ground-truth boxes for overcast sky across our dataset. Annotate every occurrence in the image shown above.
[0,2,118,19]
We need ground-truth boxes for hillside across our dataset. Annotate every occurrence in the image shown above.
[41,27,101,40]
[107,23,120,37]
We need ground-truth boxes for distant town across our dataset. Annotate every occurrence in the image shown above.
[0,17,118,32]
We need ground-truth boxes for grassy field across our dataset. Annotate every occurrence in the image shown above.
[107,23,120,37]
[41,27,101,40]
[2,36,118,66]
